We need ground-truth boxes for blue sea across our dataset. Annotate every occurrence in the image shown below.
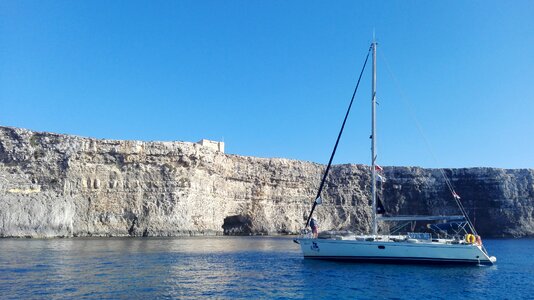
[0,237,532,299]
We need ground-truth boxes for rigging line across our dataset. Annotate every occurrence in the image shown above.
[379,52,454,191]
[304,45,372,229]
[379,51,458,193]
[380,50,480,238]
[379,50,480,237]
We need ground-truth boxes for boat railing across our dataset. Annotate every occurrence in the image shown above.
[377,215,465,222]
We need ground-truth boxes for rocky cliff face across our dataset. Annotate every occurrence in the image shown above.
[1,126,532,238]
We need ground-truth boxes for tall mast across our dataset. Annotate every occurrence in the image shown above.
[371,40,378,235]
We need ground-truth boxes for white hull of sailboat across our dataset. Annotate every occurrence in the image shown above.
[296,238,495,265]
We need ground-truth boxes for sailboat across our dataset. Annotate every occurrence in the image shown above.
[294,41,497,265]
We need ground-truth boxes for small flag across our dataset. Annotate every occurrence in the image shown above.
[377,174,386,182]
[452,191,461,200]
[375,165,383,172]
[314,197,322,205]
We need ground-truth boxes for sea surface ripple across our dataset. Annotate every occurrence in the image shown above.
[0,237,532,299]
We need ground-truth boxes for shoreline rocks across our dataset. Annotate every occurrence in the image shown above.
[1,126,532,238]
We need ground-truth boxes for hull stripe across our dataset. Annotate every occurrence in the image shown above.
[304,255,492,265]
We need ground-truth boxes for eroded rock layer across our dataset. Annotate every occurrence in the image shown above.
[0,126,532,238]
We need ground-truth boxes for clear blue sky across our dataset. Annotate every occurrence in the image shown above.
[1,1,533,168]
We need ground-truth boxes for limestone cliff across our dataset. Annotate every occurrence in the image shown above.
[0,126,532,238]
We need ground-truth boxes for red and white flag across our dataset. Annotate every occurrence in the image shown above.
[375,165,383,172]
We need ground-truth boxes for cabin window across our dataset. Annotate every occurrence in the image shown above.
[378,245,385,249]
